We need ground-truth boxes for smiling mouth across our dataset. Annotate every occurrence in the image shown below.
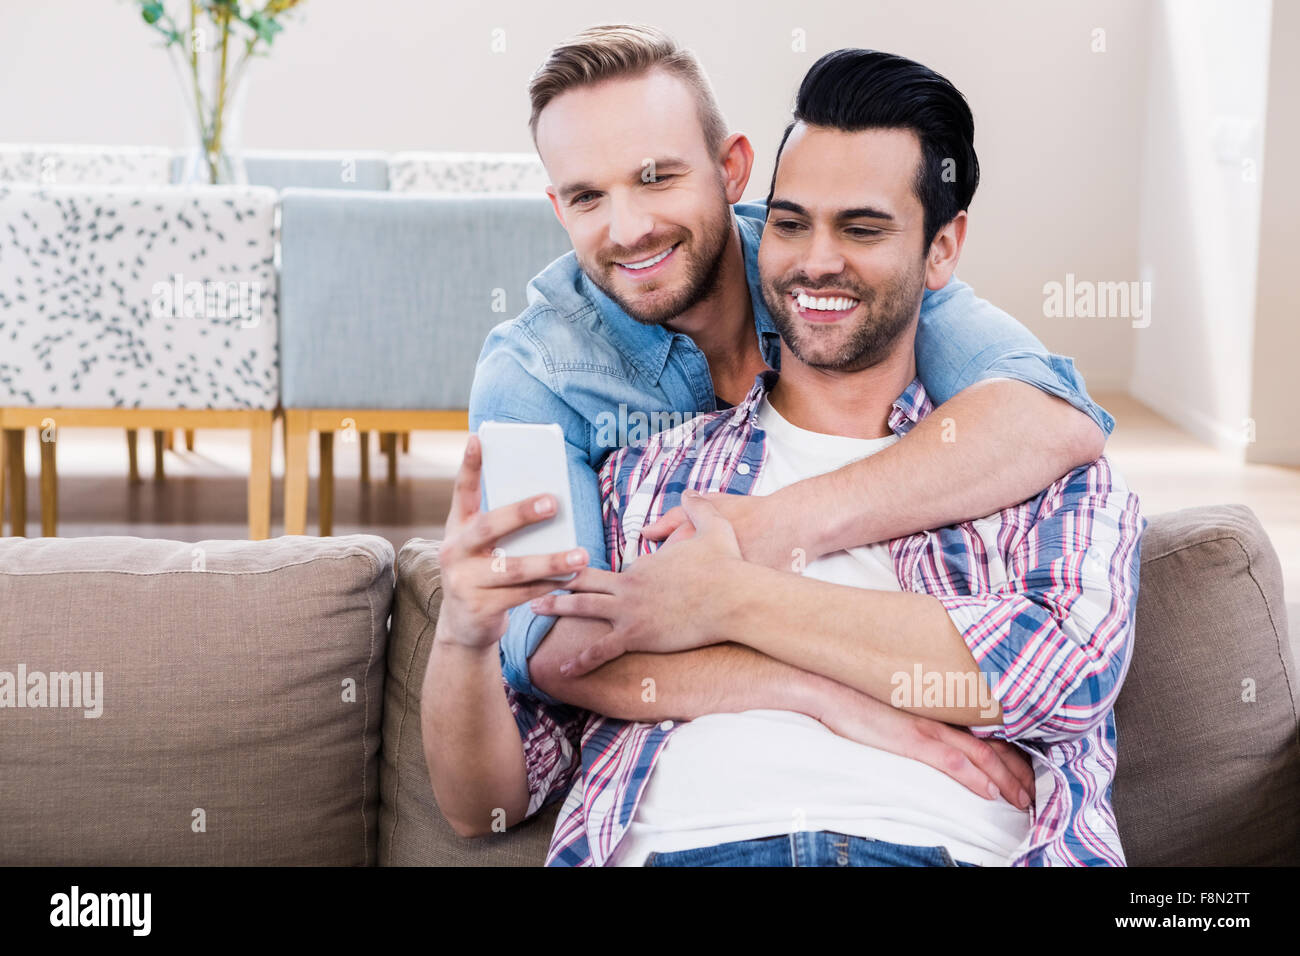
[615,243,678,273]
[789,288,861,320]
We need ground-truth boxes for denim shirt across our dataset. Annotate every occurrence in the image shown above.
[468,200,1113,699]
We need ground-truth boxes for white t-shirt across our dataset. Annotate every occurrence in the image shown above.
[608,394,1031,867]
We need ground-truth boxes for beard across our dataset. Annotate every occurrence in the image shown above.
[578,198,733,326]
[762,254,926,372]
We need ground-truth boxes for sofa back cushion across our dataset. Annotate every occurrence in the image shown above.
[379,538,558,865]
[0,534,394,865]
[1114,504,1299,864]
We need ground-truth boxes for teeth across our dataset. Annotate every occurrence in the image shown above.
[795,291,859,312]
[620,245,674,270]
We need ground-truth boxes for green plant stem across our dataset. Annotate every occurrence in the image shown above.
[211,6,232,183]
[189,1,212,182]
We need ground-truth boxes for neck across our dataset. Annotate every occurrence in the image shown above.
[662,213,757,376]
[767,332,918,440]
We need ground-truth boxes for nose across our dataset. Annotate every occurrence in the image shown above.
[606,189,656,254]
[799,226,846,280]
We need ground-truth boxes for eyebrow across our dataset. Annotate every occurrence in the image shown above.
[556,157,693,202]
[769,199,896,222]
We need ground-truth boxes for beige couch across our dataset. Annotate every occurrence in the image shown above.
[1,504,1297,865]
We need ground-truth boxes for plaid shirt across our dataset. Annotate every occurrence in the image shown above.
[507,368,1146,866]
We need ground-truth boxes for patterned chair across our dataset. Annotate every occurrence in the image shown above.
[386,151,548,194]
[0,144,174,187]
[0,183,279,538]
[278,189,570,535]
[0,145,182,488]
[171,148,390,192]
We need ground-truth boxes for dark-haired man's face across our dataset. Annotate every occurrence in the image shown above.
[536,69,733,326]
[759,123,929,371]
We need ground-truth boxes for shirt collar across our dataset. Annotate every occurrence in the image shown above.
[729,367,932,437]
[576,206,780,386]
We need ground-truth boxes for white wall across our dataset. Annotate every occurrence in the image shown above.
[0,0,1150,391]
[1131,0,1274,458]
[1247,0,1300,466]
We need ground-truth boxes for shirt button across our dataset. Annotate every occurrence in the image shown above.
[659,720,674,731]
[736,462,750,475]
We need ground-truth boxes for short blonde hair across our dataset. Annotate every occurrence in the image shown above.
[528,23,728,155]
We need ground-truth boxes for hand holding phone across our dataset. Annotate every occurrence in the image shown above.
[476,421,580,582]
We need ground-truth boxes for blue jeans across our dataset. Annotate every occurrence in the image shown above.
[644,831,981,867]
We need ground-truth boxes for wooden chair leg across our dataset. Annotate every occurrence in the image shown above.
[184,429,195,451]
[126,428,141,484]
[401,431,410,453]
[318,431,334,537]
[0,425,6,535]
[4,429,25,537]
[359,430,371,484]
[39,429,56,537]
[382,432,398,485]
[248,412,273,541]
[283,410,310,536]
[152,429,166,481]
[164,430,174,451]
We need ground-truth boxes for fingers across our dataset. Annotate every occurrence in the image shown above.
[481,546,589,587]
[941,729,1032,809]
[449,434,484,529]
[911,733,1001,804]
[529,590,618,621]
[987,738,1037,802]
[482,578,584,622]
[640,505,687,541]
[559,566,621,594]
[663,521,698,546]
[456,492,558,557]
[558,633,626,678]
[679,491,740,550]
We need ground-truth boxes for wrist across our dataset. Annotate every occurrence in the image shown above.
[711,556,762,643]
[432,617,501,657]
[785,667,846,725]
[783,472,847,561]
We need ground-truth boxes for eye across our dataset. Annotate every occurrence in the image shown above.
[846,227,882,239]
[771,219,807,234]
[644,173,676,185]
[571,191,599,206]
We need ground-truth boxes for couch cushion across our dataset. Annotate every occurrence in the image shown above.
[380,538,558,865]
[1114,504,1299,865]
[0,534,394,865]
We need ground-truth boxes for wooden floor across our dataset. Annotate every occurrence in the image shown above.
[2,392,1297,647]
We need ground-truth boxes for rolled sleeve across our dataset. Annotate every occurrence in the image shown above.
[917,277,1114,436]
[468,315,611,702]
[504,678,585,817]
[934,457,1144,741]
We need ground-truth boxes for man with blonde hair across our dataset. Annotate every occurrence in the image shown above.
[428,27,1129,865]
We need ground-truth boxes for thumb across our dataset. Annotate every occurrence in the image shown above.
[679,490,733,541]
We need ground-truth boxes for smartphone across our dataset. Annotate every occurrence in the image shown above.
[476,420,579,583]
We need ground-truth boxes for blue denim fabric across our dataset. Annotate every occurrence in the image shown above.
[468,200,1114,699]
[643,831,982,867]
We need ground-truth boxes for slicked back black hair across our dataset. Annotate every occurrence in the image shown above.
[768,49,979,248]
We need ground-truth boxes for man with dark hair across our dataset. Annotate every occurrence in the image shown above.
[464,25,1114,712]
[426,46,1145,867]
[766,48,980,247]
